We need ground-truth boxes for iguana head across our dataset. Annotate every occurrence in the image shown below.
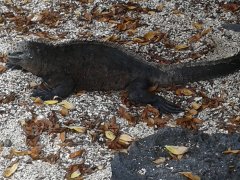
[7,41,49,75]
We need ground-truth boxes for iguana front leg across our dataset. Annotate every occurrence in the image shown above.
[127,79,183,114]
[32,75,75,100]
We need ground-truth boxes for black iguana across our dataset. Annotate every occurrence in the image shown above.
[7,40,240,114]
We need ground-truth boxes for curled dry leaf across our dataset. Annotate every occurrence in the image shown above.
[176,116,203,130]
[59,132,65,142]
[105,130,116,141]
[176,88,194,96]
[58,100,75,110]
[156,4,164,11]
[31,14,43,22]
[201,28,212,36]
[192,22,203,30]
[118,106,136,124]
[179,172,201,180]
[191,102,201,110]
[188,109,198,116]
[222,3,239,12]
[69,149,86,159]
[175,44,189,51]
[143,31,158,41]
[153,157,166,164]
[34,97,43,104]
[3,162,19,178]
[44,100,58,105]
[70,169,81,178]
[118,134,134,145]
[28,146,42,159]
[223,148,240,154]
[67,126,86,133]
[76,90,86,96]
[59,107,69,116]
[0,65,6,73]
[189,33,201,43]
[10,148,29,156]
[165,145,189,155]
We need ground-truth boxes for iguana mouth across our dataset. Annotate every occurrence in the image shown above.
[8,51,24,61]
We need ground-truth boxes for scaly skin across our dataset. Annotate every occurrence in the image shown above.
[7,40,240,114]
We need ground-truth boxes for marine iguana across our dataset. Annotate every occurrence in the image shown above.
[7,40,240,114]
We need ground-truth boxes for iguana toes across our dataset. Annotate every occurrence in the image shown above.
[7,40,240,114]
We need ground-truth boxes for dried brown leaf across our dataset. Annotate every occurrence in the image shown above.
[3,162,19,177]
[223,148,240,154]
[179,172,201,180]
[165,145,189,155]
[222,3,239,12]
[153,157,166,164]
[189,33,201,43]
[0,65,6,73]
[105,130,116,141]
[192,22,203,30]
[175,44,189,51]
[118,106,136,124]
[201,28,212,36]
[28,146,42,159]
[176,88,194,96]
[59,107,69,116]
[60,132,66,142]
[143,31,158,41]
[67,126,86,133]
[69,149,85,159]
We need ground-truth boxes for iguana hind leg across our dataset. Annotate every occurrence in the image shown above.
[32,76,75,100]
[127,79,183,114]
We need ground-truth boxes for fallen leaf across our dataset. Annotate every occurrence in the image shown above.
[58,100,75,110]
[67,126,86,133]
[31,14,43,22]
[119,134,134,143]
[118,106,136,124]
[176,116,203,130]
[3,162,19,177]
[222,3,239,12]
[165,145,189,155]
[10,148,29,156]
[188,109,198,115]
[59,132,65,142]
[192,22,203,30]
[223,148,240,154]
[44,153,60,164]
[105,130,116,141]
[176,88,194,96]
[0,65,6,73]
[153,157,166,164]
[143,31,158,41]
[69,149,85,159]
[189,34,201,43]
[28,146,42,159]
[179,172,201,180]
[44,100,58,105]
[175,44,189,51]
[156,4,164,11]
[191,102,201,110]
[70,169,81,178]
[34,97,43,104]
[59,107,69,116]
[201,28,212,36]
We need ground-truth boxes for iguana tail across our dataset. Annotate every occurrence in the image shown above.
[160,52,240,85]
